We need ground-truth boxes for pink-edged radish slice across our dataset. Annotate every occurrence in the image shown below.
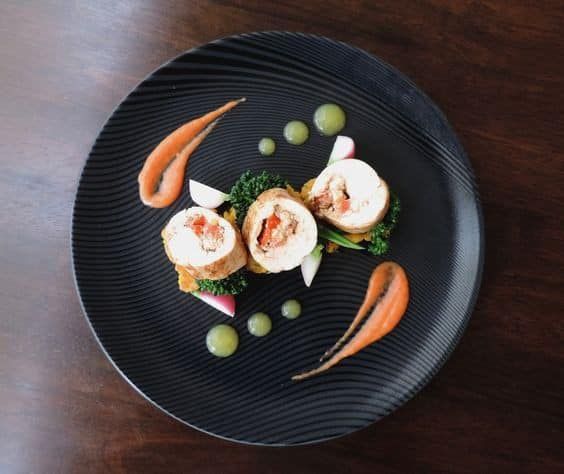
[189,179,229,209]
[327,135,355,165]
[192,291,236,317]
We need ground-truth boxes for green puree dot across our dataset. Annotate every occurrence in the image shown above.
[247,312,272,337]
[258,137,276,156]
[313,103,346,136]
[206,324,239,357]
[281,299,302,319]
[283,121,309,145]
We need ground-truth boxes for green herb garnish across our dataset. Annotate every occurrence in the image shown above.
[197,270,248,295]
[367,193,401,256]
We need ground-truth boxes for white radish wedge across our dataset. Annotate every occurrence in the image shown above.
[327,135,355,165]
[192,291,236,317]
[189,179,229,209]
[301,244,323,287]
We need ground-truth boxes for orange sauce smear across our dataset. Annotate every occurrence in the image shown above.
[138,98,245,208]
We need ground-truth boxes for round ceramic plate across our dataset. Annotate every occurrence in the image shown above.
[72,32,483,445]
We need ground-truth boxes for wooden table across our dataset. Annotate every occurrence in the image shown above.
[1,1,562,472]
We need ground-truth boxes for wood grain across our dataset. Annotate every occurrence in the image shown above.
[1,0,563,472]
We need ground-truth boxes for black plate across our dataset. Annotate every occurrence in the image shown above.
[72,32,483,445]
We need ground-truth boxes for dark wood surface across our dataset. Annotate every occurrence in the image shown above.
[1,1,563,472]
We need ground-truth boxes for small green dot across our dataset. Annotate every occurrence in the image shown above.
[281,299,302,319]
[206,324,239,357]
[247,312,272,337]
[313,103,346,136]
[283,121,309,145]
[258,137,276,156]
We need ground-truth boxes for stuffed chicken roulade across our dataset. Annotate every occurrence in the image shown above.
[242,188,317,273]
[309,159,389,234]
[162,207,247,280]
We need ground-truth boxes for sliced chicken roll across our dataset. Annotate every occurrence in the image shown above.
[162,207,247,280]
[242,188,317,273]
[309,159,389,233]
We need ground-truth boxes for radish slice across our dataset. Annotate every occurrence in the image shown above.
[189,179,229,209]
[327,136,355,165]
[192,291,235,317]
[301,244,323,287]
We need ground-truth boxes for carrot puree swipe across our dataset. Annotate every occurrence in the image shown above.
[292,262,409,381]
[138,98,245,208]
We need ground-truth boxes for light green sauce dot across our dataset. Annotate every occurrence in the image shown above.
[281,299,302,320]
[313,103,346,136]
[283,121,309,145]
[258,137,276,156]
[247,312,272,337]
[206,324,239,357]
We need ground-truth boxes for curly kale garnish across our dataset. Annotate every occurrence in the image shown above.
[196,269,248,296]
[367,193,401,256]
